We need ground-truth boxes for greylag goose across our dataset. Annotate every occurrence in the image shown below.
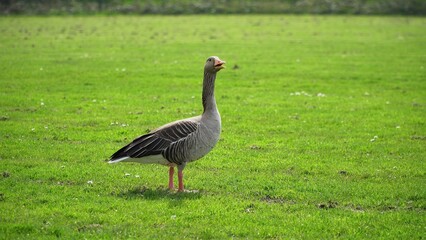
[109,56,225,192]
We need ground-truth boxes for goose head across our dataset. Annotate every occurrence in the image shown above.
[204,56,225,73]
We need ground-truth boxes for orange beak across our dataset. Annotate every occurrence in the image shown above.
[214,59,226,70]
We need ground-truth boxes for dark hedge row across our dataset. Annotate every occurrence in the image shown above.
[1,0,425,15]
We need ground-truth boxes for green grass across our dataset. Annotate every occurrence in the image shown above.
[0,15,425,239]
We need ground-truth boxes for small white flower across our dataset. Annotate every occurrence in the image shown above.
[92,99,97,103]
[317,93,326,97]
[135,175,140,178]
[396,126,401,129]
[87,180,93,185]
[370,136,379,142]
[31,128,35,131]
[302,91,312,97]
[124,173,131,177]
[40,102,45,106]
[170,215,176,220]
[44,126,48,129]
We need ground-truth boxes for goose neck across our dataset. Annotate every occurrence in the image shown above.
[202,71,217,112]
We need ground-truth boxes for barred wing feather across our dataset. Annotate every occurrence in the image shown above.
[109,120,200,161]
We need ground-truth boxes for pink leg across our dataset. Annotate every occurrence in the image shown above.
[178,169,184,192]
[168,167,174,190]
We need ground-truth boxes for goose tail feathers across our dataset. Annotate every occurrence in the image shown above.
[108,156,130,164]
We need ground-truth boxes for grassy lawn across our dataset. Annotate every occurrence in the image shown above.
[0,15,425,239]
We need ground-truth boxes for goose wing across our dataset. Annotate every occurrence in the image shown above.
[154,118,200,142]
[110,117,200,160]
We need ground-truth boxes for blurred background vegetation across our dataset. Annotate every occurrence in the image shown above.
[0,0,425,15]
